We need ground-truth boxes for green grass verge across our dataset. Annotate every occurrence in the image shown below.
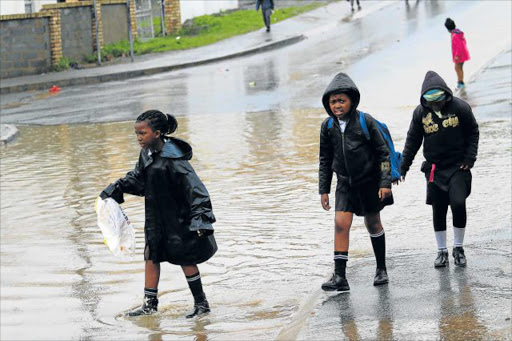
[89,3,324,61]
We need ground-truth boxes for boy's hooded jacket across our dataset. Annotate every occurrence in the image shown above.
[319,72,391,194]
[401,71,479,190]
[101,137,217,265]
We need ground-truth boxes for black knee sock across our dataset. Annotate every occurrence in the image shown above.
[370,231,386,270]
[144,287,158,300]
[334,251,348,277]
[186,272,205,302]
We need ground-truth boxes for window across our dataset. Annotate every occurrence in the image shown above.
[24,0,34,13]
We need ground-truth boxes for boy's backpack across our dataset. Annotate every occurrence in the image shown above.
[359,112,402,182]
[326,112,402,182]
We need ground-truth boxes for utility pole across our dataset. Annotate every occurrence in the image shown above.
[127,0,134,62]
[160,0,166,36]
[93,0,101,65]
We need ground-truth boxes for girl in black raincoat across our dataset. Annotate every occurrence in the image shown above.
[100,110,217,318]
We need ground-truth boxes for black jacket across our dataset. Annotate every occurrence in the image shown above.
[101,138,217,265]
[256,0,274,10]
[401,71,479,184]
[319,72,391,194]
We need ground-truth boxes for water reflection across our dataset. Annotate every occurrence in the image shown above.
[322,286,395,341]
[437,269,488,340]
[244,59,279,93]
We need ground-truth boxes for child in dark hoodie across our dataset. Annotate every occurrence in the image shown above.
[401,71,479,268]
[100,110,217,318]
[319,72,393,291]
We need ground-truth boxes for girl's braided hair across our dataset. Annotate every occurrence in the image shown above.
[136,110,178,139]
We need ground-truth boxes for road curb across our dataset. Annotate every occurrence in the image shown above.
[1,124,19,145]
[0,35,305,95]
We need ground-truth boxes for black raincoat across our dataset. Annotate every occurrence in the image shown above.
[319,72,391,194]
[101,138,217,265]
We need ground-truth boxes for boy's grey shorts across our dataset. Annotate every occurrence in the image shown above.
[335,178,393,216]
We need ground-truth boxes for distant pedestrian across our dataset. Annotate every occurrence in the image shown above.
[319,72,393,292]
[445,18,470,89]
[401,71,479,268]
[256,0,274,32]
[100,110,217,318]
[347,0,361,12]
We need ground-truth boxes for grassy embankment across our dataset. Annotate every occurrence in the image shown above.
[72,3,323,65]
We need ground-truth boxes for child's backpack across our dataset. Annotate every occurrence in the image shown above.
[359,112,402,182]
[326,113,402,182]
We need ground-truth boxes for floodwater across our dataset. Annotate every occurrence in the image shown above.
[1,97,510,340]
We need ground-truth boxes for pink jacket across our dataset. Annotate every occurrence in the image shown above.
[451,29,470,63]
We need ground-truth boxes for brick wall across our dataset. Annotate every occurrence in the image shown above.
[164,0,181,34]
[0,0,137,78]
[101,0,137,44]
[0,14,53,78]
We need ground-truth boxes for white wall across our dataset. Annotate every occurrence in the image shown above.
[0,0,56,15]
[179,0,238,23]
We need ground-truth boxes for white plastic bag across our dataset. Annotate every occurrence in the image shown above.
[95,197,136,257]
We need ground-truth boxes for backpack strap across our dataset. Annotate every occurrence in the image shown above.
[327,117,333,129]
[359,111,370,140]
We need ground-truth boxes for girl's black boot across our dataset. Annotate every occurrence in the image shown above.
[127,296,158,316]
[185,294,210,318]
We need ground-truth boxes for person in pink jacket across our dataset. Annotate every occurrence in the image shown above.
[445,18,470,89]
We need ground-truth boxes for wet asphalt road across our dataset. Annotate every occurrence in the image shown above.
[1,0,510,126]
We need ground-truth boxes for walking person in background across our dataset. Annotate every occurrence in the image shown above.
[319,72,393,292]
[445,18,470,89]
[256,0,274,32]
[100,110,217,318]
[401,71,479,268]
[348,0,361,12]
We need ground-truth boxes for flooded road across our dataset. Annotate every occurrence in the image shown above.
[1,99,510,340]
[1,1,511,340]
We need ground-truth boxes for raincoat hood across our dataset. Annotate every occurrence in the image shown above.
[161,137,193,160]
[322,72,361,119]
[420,70,453,108]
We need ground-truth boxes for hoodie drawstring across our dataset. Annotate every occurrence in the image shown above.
[429,163,436,183]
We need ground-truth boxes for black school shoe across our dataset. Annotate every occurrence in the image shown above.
[373,269,389,286]
[127,296,158,316]
[321,274,350,292]
[434,250,449,268]
[453,247,467,267]
[186,297,210,318]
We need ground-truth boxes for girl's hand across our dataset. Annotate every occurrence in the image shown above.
[321,193,331,211]
[460,164,470,170]
[378,188,392,201]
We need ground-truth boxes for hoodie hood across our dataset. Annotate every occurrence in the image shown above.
[322,72,361,119]
[161,137,193,160]
[420,70,453,108]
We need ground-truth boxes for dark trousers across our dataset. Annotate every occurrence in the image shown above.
[262,9,272,28]
[431,171,470,231]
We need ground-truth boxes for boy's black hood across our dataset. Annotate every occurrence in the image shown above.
[420,70,453,108]
[322,72,361,119]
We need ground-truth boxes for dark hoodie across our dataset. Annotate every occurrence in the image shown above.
[319,72,391,194]
[401,71,479,189]
[101,137,217,265]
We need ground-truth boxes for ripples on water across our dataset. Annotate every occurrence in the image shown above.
[1,106,510,340]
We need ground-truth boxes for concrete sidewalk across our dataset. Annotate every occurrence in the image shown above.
[0,0,348,95]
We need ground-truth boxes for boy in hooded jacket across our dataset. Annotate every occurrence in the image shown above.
[401,71,479,268]
[100,110,217,318]
[319,72,393,291]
